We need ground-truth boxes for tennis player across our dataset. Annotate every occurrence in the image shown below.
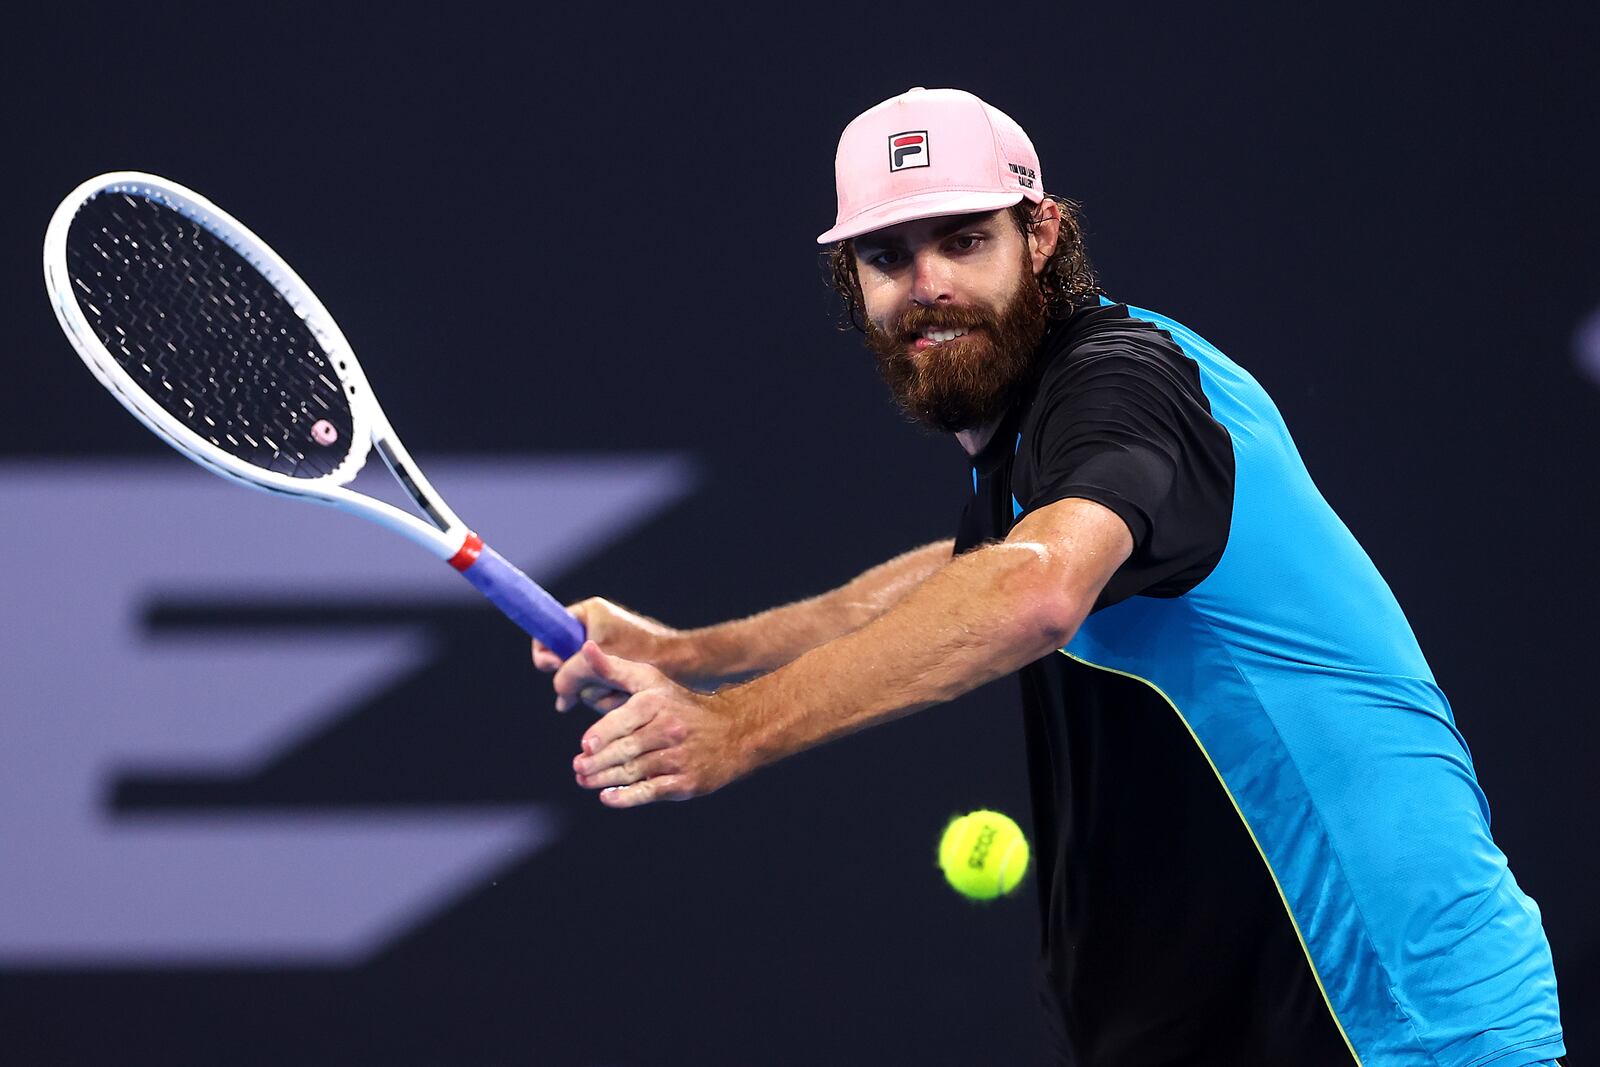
[534,88,1566,1065]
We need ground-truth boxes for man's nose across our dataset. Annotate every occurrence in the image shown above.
[909,251,954,306]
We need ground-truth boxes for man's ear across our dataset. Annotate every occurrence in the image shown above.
[1028,198,1062,276]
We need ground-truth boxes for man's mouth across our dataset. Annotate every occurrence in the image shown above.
[912,326,974,349]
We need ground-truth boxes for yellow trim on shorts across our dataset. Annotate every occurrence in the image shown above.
[1060,650,1362,1065]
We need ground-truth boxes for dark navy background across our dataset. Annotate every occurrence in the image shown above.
[3,4,1596,1063]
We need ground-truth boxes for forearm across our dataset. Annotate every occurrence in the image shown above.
[675,539,953,680]
[721,540,1087,767]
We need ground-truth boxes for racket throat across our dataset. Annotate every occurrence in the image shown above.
[375,436,456,531]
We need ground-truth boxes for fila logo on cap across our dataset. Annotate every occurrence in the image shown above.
[889,130,929,171]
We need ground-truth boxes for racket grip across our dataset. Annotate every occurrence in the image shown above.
[453,538,585,658]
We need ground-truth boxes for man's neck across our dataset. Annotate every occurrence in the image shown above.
[955,418,1004,457]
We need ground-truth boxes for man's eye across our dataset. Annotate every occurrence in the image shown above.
[865,250,904,268]
[950,234,984,252]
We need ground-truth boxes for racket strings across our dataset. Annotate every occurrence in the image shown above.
[65,192,355,479]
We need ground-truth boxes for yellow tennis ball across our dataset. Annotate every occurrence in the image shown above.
[938,809,1030,901]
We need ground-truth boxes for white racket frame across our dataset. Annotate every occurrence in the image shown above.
[43,171,470,561]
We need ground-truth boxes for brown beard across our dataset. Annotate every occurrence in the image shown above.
[863,268,1048,433]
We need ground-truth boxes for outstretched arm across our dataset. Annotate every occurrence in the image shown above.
[675,539,954,679]
[556,498,1132,807]
[534,540,952,692]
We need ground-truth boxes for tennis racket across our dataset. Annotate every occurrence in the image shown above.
[43,171,586,658]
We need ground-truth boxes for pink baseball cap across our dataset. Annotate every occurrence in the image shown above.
[817,87,1044,244]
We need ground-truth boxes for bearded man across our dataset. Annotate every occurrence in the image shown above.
[533,88,1565,1065]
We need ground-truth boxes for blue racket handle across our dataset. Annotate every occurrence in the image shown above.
[452,536,585,658]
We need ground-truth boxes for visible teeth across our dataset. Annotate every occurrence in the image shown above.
[923,327,969,343]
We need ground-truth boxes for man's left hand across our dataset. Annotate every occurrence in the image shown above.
[557,641,749,808]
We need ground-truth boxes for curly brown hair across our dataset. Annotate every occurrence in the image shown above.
[825,195,1100,331]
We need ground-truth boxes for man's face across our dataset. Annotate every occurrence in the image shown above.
[854,209,1047,433]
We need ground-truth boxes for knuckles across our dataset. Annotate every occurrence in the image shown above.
[659,714,688,745]
[571,597,615,629]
